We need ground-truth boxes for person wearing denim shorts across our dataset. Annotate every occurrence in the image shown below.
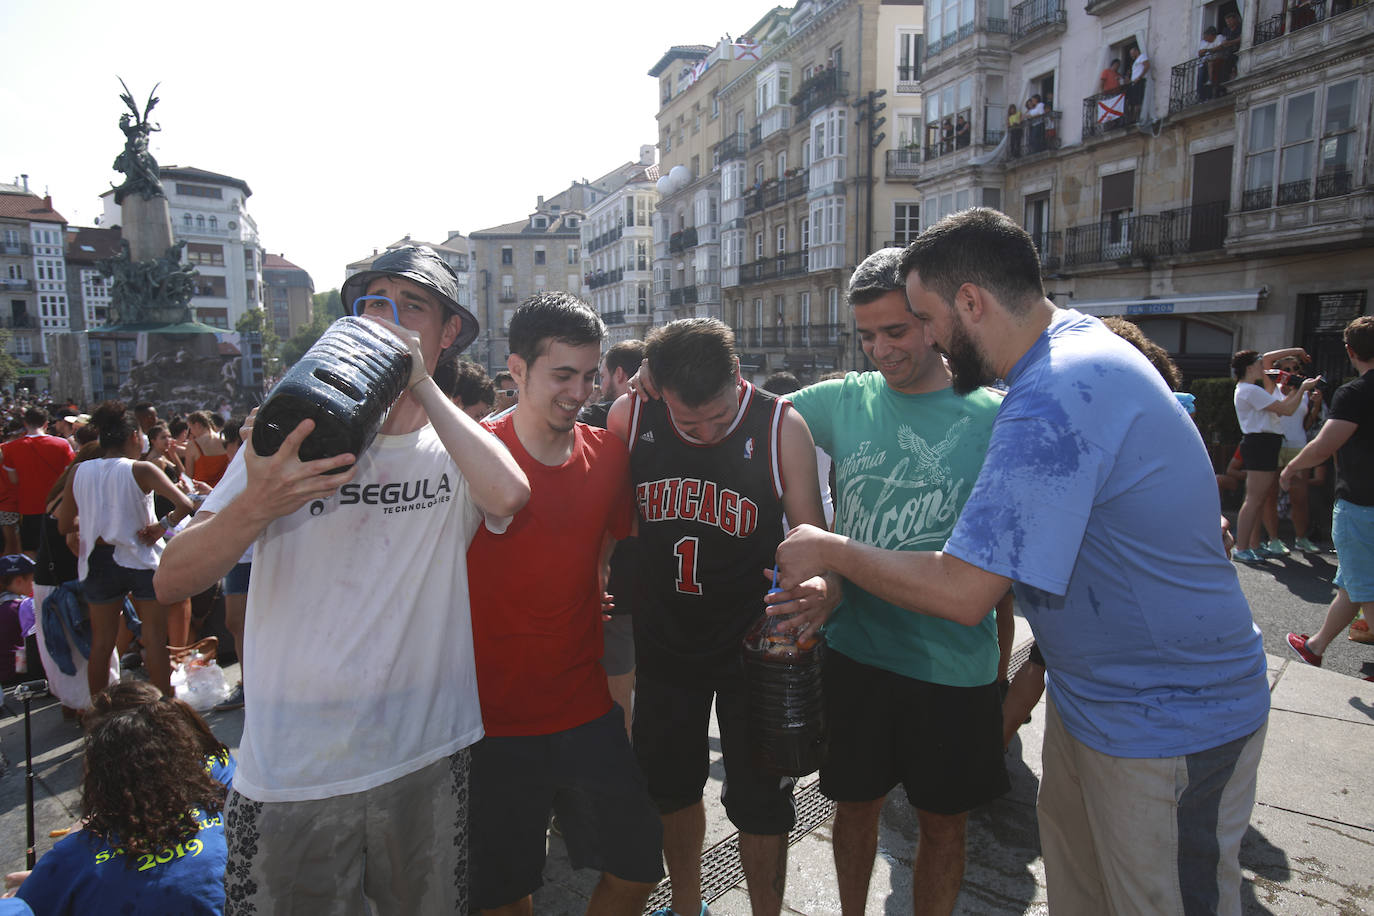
[58,402,197,699]
[1283,316,1374,670]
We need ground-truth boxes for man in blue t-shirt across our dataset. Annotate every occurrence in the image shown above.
[1281,315,1374,668]
[776,209,1269,915]
[786,249,1007,916]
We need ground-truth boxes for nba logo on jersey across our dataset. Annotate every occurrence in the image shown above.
[743,437,755,459]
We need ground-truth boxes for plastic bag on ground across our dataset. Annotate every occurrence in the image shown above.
[171,652,232,712]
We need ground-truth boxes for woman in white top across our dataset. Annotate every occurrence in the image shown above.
[57,402,197,697]
[1230,348,1321,563]
[1275,357,1324,552]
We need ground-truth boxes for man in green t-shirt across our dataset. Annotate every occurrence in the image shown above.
[786,248,1008,916]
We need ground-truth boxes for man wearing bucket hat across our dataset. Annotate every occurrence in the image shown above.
[156,245,530,915]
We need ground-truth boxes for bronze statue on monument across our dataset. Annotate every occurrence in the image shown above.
[111,79,165,205]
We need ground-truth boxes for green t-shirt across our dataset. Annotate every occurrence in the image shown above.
[790,372,1002,686]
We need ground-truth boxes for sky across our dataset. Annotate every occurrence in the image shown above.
[0,0,765,292]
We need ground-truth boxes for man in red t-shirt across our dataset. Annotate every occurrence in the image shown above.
[467,293,662,916]
[3,407,75,556]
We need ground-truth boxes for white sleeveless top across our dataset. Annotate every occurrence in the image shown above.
[73,457,161,581]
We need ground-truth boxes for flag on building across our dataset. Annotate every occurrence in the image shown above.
[734,37,760,60]
[1097,94,1125,124]
[688,58,708,85]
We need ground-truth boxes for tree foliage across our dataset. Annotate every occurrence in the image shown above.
[281,289,344,367]
[236,306,281,376]
[0,328,21,390]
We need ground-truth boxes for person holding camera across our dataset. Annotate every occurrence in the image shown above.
[1275,356,1324,553]
[1230,348,1321,563]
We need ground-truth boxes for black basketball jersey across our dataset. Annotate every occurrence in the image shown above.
[628,382,788,676]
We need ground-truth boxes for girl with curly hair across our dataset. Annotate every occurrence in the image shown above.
[16,681,233,914]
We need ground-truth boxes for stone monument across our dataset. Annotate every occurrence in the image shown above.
[90,80,249,414]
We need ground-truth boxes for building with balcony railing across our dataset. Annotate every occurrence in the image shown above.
[1,180,70,392]
[471,158,651,371]
[649,0,927,380]
[101,166,262,331]
[978,0,1373,384]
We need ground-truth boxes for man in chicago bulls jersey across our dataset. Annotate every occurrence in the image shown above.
[608,318,834,916]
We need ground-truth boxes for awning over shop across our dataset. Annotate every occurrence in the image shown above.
[1069,289,1265,318]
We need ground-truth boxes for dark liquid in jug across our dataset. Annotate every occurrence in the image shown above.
[252,317,412,470]
[742,596,828,777]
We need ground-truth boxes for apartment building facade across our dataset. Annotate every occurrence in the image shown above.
[262,254,315,339]
[0,182,69,391]
[470,163,656,374]
[654,0,926,382]
[100,166,264,331]
[580,147,659,344]
[915,0,1372,384]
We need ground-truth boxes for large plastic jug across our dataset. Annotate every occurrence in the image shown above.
[252,317,411,469]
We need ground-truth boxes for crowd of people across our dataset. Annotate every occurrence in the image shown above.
[2,220,1369,916]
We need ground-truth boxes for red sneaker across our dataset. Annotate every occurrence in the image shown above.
[1286,633,1323,667]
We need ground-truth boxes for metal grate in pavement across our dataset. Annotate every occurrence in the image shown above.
[642,778,836,914]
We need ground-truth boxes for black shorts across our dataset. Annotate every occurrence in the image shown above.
[83,543,157,603]
[633,668,797,835]
[1239,432,1283,473]
[469,707,663,908]
[19,514,43,552]
[819,649,1008,816]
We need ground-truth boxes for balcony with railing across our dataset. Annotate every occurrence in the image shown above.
[1157,201,1230,254]
[1,242,32,256]
[668,227,698,253]
[602,310,626,326]
[924,109,974,160]
[1030,231,1062,271]
[897,64,922,94]
[983,104,1006,147]
[498,289,518,302]
[1010,0,1067,46]
[791,69,849,120]
[745,176,807,214]
[670,286,699,307]
[1061,215,1160,267]
[734,324,845,349]
[717,132,749,161]
[739,251,808,285]
[1006,111,1062,160]
[585,267,624,290]
[924,14,1009,73]
[1242,170,1357,213]
[886,149,922,180]
[586,224,623,253]
[1230,166,1369,254]
[1082,88,1139,139]
[1,278,34,292]
[1168,59,1233,116]
[0,316,35,329]
[1250,0,1373,65]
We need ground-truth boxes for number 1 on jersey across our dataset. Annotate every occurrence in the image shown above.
[674,536,702,595]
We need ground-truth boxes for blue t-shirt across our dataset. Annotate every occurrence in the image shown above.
[17,753,234,916]
[790,373,1002,685]
[17,809,227,916]
[944,310,1269,757]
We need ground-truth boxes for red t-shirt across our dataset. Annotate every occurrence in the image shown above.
[3,434,74,514]
[0,455,18,514]
[468,417,634,737]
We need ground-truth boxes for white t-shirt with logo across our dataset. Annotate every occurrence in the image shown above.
[201,424,505,802]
